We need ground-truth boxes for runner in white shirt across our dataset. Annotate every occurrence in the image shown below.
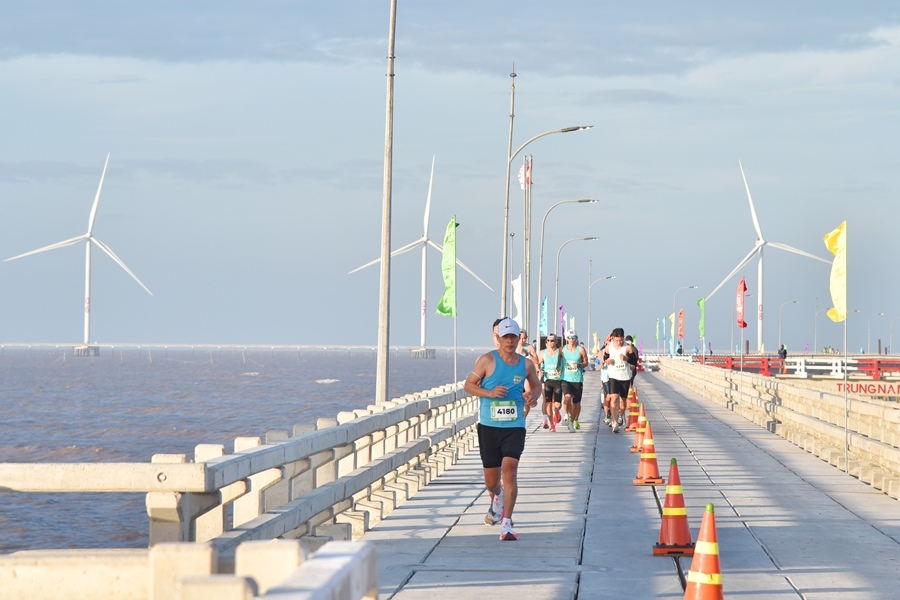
[601,327,638,433]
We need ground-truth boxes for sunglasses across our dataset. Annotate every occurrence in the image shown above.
[546,338,557,343]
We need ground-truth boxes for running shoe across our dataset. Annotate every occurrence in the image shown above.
[613,422,620,434]
[573,419,580,430]
[499,518,518,541]
[617,415,624,426]
[549,424,556,432]
[542,419,549,430]
[554,412,562,425]
[566,418,574,432]
[603,417,611,425]
[484,488,504,525]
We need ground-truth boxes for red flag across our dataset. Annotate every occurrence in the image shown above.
[678,308,684,339]
[736,277,747,329]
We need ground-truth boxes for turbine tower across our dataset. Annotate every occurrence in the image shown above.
[704,161,829,353]
[350,156,492,356]
[5,154,152,356]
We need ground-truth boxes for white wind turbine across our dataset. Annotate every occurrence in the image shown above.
[5,154,152,355]
[349,156,493,350]
[704,161,829,353]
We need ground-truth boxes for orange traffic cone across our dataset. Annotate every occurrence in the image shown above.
[683,504,723,600]
[625,387,639,431]
[653,458,694,556]
[633,419,665,485]
[630,404,646,453]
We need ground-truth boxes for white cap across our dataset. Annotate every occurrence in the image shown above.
[566,329,577,339]
[497,318,520,338]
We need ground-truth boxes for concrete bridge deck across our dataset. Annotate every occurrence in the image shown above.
[361,371,900,599]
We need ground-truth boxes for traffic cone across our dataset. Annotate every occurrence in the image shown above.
[653,458,694,556]
[625,387,639,431]
[630,404,646,453]
[683,504,723,600]
[633,419,665,485]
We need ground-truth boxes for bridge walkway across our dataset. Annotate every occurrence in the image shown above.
[360,371,900,599]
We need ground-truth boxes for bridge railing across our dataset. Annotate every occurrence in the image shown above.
[1,382,480,599]
[658,357,900,500]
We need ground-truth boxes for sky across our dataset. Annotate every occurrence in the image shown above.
[1,1,899,353]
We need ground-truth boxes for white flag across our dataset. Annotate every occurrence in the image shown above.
[511,274,523,327]
[517,164,525,190]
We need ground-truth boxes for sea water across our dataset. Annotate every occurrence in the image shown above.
[0,346,480,552]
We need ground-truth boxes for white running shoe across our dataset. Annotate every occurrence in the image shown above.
[484,492,503,525]
[613,422,620,434]
[499,518,518,541]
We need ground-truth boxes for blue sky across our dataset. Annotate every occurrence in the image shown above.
[1,2,898,352]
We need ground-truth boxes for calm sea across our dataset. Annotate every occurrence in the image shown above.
[0,346,480,553]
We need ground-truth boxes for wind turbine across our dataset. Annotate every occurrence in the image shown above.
[5,154,152,356]
[349,156,493,353]
[704,161,829,353]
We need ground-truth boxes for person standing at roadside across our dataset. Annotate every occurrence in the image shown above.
[537,333,564,431]
[465,317,541,541]
[602,328,638,433]
[561,329,589,431]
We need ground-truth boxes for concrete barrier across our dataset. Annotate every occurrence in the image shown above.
[659,358,900,499]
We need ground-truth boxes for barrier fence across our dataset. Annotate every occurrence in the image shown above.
[0,382,476,600]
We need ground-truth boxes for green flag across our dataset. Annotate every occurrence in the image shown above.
[436,216,457,317]
[697,297,706,338]
[655,318,659,341]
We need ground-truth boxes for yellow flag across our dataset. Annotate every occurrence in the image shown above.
[669,312,675,339]
[823,221,846,323]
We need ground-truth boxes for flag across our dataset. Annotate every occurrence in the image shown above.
[655,318,660,341]
[678,308,684,339]
[662,316,667,342]
[669,312,675,340]
[539,297,548,336]
[736,277,747,329]
[697,297,706,338]
[559,305,565,335]
[517,164,525,190]
[511,274,523,327]
[435,216,457,317]
[525,157,533,186]
[592,332,599,354]
[570,316,575,331]
[824,221,847,323]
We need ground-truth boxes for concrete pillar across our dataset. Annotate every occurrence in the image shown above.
[176,576,256,600]
[235,539,306,595]
[149,543,216,600]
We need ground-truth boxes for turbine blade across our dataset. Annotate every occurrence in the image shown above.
[4,235,87,262]
[347,238,425,274]
[739,161,764,241]
[87,153,111,235]
[91,238,153,295]
[423,155,435,237]
[704,245,760,301]
[427,239,494,291]
[767,241,832,264]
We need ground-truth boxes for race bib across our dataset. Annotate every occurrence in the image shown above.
[490,401,519,422]
[565,360,580,372]
[610,359,628,375]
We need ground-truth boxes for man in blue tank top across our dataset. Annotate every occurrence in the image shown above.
[464,317,541,541]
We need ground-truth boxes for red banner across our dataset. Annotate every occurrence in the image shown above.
[678,308,684,339]
[736,277,747,329]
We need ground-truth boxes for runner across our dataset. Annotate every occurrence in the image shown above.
[561,329,589,431]
[601,327,638,433]
[536,333,564,431]
[464,317,541,541]
[621,334,639,427]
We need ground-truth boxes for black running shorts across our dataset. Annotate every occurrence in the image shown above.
[477,424,526,468]
[543,379,563,404]
[561,381,584,404]
[609,379,631,398]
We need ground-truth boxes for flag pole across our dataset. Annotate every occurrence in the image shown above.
[843,318,848,472]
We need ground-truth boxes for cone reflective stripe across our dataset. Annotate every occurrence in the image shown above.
[633,419,665,485]
[625,386,639,431]
[683,504,723,599]
[630,403,646,453]
[653,458,694,556]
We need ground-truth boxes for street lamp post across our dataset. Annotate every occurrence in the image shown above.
[672,285,697,354]
[587,269,615,349]
[500,125,593,316]
[535,199,598,341]
[778,300,799,349]
[554,237,598,335]
[868,312,885,354]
